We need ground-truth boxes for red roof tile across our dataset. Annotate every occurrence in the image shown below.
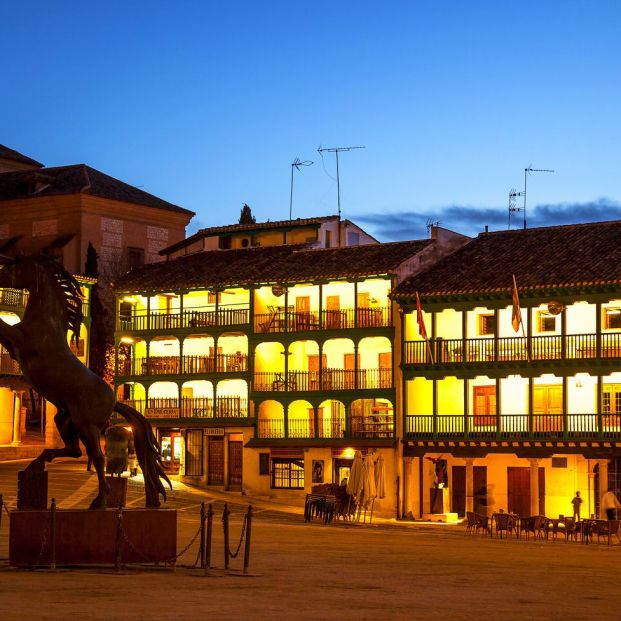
[395,220,621,298]
[113,239,433,292]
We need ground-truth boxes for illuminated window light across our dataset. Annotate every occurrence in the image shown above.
[120,337,135,344]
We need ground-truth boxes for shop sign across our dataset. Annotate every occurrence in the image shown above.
[203,428,225,437]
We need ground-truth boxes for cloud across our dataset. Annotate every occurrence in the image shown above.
[351,198,621,241]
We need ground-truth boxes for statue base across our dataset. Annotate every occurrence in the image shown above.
[9,508,177,567]
[17,469,48,510]
[106,476,128,508]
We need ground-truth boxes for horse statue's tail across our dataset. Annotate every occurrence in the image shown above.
[113,401,172,507]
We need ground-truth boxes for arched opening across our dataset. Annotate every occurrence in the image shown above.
[288,400,314,438]
[183,334,215,373]
[146,381,179,417]
[181,380,214,418]
[115,382,146,412]
[318,399,346,439]
[217,379,248,417]
[117,337,147,376]
[288,340,319,390]
[359,336,392,389]
[323,338,355,389]
[254,342,285,390]
[149,336,180,375]
[217,333,248,372]
[257,400,285,438]
[350,398,394,438]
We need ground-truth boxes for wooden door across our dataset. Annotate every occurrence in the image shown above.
[228,440,243,490]
[534,385,563,431]
[308,354,326,390]
[378,352,392,388]
[452,466,487,517]
[208,437,224,485]
[160,431,181,473]
[326,295,341,328]
[602,384,621,428]
[508,467,545,517]
[473,385,496,426]
[344,353,358,389]
[296,296,310,313]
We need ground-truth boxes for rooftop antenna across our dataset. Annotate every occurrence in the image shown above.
[509,166,554,229]
[317,145,365,219]
[426,219,440,238]
[289,157,313,219]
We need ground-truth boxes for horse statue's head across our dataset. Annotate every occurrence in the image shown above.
[0,252,84,344]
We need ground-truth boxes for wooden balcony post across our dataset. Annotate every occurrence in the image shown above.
[526,305,532,362]
[495,377,501,441]
[284,287,289,333]
[461,309,467,363]
[283,402,289,438]
[562,376,568,440]
[561,307,567,359]
[596,302,602,359]
[179,292,184,328]
[432,379,437,438]
[528,377,534,439]
[313,405,319,439]
[354,341,359,390]
[463,379,469,438]
[146,295,151,331]
[146,339,151,376]
[214,289,220,327]
[353,281,358,329]
[179,336,185,374]
[318,283,323,330]
[178,382,183,419]
[493,308,499,362]
[597,374,603,440]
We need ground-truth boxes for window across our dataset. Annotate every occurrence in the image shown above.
[477,314,496,335]
[325,230,332,248]
[259,453,270,475]
[127,247,145,269]
[184,430,203,476]
[538,311,556,332]
[271,458,304,489]
[604,308,621,329]
[219,235,232,249]
[473,386,496,427]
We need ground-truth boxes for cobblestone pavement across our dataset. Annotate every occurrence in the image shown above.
[1,459,621,621]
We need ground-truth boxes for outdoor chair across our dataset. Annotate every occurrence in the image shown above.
[493,512,518,539]
[592,520,621,545]
[475,513,490,536]
[522,515,548,540]
[559,517,578,542]
[465,512,477,536]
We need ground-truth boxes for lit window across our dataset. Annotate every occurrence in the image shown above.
[538,311,556,332]
[478,314,496,335]
[271,458,304,489]
[604,308,621,329]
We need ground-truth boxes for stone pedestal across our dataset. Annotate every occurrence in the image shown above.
[106,476,128,508]
[430,486,450,514]
[9,508,177,567]
[17,469,48,511]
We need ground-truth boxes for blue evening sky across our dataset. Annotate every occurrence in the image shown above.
[2,1,620,240]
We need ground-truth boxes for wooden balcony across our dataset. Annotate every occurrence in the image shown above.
[256,414,392,439]
[0,348,21,375]
[403,333,621,365]
[119,305,250,332]
[405,413,621,442]
[253,368,392,392]
[118,353,248,377]
[0,288,28,309]
[119,396,248,419]
[254,306,391,334]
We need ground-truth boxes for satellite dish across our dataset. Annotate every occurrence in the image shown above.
[547,301,564,316]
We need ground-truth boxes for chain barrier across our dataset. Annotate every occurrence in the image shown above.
[227,512,248,559]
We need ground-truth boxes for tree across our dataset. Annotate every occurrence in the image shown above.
[239,204,256,224]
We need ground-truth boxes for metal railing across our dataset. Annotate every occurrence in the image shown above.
[253,368,392,392]
[119,397,248,419]
[404,413,621,441]
[403,333,621,364]
[119,305,250,332]
[254,306,391,333]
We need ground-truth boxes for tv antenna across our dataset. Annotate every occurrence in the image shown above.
[317,145,365,218]
[508,166,554,229]
[289,157,313,219]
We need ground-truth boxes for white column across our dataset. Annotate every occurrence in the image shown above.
[465,458,474,513]
[11,392,21,446]
[598,459,609,519]
[403,457,414,518]
[529,458,540,515]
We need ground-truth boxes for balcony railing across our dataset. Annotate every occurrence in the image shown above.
[254,306,391,333]
[118,353,248,377]
[0,348,21,375]
[0,288,28,309]
[256,415,391,439]
[253,368,392,392]
[405,413,621,441]
[403,333,621,365]
[119,305,250,332]
[119,396,248,419]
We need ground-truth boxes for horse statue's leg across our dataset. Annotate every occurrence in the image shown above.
[26,407,82,471]
[79,423,109,509]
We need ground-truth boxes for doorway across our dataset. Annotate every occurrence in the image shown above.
[228,440,243,491]
[507,466,545,516]
[451,466,488,516]
[208,437,225,485]
[160,430,181,474]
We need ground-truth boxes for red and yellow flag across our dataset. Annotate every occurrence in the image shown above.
[416,292,428,340]
[511,274,522,333]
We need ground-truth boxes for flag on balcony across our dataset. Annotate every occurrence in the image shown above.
[416,292,428,340]
[511,274,523,332]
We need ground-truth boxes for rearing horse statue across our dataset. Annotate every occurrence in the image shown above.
[0,253,171,508]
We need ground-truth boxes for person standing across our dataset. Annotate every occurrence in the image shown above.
[601,488,621,520]
[571,491,583,520]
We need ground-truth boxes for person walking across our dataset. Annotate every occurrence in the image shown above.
[571,491,583,520]
[601,488,621,520]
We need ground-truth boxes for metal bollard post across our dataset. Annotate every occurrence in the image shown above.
[115,505,123,572]
[223,503,230,571]
[243,505,252,575]
[205,503,213,575]
[199,502,206,569]
[50,498,57,570]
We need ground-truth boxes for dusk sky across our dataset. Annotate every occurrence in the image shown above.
[3,1,620,240]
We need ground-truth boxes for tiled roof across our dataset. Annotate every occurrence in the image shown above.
[0,164,194,215]
[114,239,433,292]
[161,215,339,254]
[395,220,621,298]
[0,144,43,168]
